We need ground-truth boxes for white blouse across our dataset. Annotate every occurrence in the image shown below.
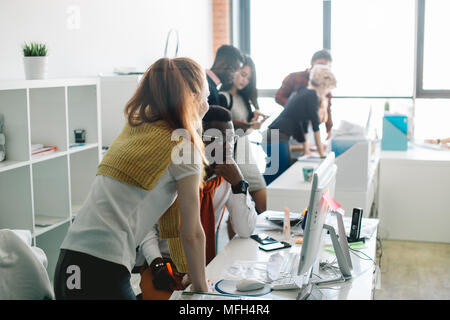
[220,91,251,124]
[61,141,202,273]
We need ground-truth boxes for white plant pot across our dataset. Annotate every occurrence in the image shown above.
[23,56,48,80]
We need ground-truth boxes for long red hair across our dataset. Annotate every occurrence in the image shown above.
[125,57,206,160]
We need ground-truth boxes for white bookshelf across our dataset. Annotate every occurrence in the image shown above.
[0,78,102,281]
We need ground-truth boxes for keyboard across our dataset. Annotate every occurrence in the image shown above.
[271,252,309,290]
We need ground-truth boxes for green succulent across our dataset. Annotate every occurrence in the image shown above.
[23,42,48,57]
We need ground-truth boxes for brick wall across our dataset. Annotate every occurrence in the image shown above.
[212,0,231,58]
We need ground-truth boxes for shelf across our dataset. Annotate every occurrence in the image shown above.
[30,144,100,163]
[0,166,34,231]
[0,89,30,162]
[67,85,99,146]
[35,221,71,282]
[34,215,71,237]
[68,143,99,154]
[0,159,29,173]
[31,150,67,164]
[29,87,67,152]
[32,156,70,226]
[0,78,100,280]
[0,78,98,91]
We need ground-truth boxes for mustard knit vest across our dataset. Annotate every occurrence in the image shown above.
[97,120,190,272]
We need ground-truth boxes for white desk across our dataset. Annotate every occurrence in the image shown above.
[173,214,379,300]
[266,161,316,215]
[267,157,379,218]
[378,144,450,243]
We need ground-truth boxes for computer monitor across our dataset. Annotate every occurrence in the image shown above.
[297,152,337,276]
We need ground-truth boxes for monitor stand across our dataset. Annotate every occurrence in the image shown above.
[296,212,353,300]
[296,283,313,300]
[313,211,353,286]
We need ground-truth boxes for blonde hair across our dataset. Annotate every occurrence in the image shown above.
[309,64,337,90]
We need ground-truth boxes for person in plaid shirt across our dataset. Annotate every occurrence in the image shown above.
[275,49,334,136]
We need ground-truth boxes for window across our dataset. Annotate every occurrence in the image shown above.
[422,0,450,91]
[414,100,450,140]
[250,0,323,89]
[331,0,415,97]
[235,0,450,139]
[332,98,413,139]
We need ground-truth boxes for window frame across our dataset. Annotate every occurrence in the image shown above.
[233,0,449,99]
[415,0,450,98]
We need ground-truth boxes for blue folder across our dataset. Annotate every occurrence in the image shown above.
[381,114,408,151]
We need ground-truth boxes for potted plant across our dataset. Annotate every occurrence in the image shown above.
[22,42,48,80]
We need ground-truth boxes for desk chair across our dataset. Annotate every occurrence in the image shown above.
[0,229,54,300]
[262,142,291,185]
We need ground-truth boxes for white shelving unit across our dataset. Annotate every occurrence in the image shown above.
[0,78,102,281]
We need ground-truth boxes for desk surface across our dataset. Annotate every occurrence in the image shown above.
[381,143,450,162]
[268,161,320,192]
[270,156,379,189]
[174,214,379,300]
[266,156,379,217]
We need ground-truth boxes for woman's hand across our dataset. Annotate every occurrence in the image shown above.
[182,274,191,289]
[250,110,268,130]
[185,276,214,293]
[248,121,262,130]
[252,110,268,122]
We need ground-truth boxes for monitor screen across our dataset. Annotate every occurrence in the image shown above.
[297,153,337,276]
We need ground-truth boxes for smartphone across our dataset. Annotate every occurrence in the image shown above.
[259,241,291,252]
[250,233,278,245]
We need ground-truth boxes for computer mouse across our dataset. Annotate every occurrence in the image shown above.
[235,279,265,292]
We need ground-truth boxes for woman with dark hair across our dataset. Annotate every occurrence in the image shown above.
[219,55,268,214]
[220,55,267,131]
[54,57,211,299]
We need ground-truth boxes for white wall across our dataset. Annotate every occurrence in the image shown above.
[0,0,213,80]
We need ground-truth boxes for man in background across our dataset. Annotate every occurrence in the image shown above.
[206,45,245,107]
[275,49,334,137]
